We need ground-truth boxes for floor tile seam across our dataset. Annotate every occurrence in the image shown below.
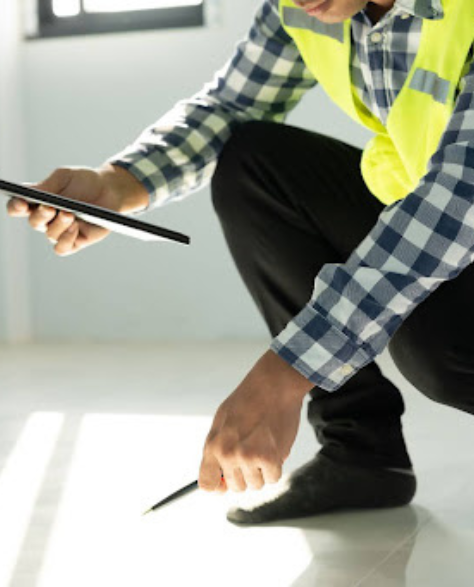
[350,508,434,587]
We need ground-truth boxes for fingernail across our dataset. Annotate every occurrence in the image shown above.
[61,214,72,223]
[48,237,58,244]
[39,206,51,216]
[13,199,25,211]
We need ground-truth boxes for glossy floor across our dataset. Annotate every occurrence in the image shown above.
[0,342,472,587]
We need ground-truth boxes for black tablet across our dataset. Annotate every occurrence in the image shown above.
[0,178,190,245]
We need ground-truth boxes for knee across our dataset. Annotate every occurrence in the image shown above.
[211,120,276,219]
[389,331,471,409]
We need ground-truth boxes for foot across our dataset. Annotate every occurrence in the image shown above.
[226,453,416,525]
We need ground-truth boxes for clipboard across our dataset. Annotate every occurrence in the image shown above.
[0,178,190,245]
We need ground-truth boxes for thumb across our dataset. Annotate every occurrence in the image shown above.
[33,168,72,195]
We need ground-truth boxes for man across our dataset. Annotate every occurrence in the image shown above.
[8,0,474,524]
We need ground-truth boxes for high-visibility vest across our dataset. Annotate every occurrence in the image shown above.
[279,0,474,205]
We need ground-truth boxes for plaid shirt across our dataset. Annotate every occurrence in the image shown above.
[111,0,474,392]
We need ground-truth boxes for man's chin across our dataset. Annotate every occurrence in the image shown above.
[309,5,357,23]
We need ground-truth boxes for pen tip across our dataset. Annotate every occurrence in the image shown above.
[142,508,153,516]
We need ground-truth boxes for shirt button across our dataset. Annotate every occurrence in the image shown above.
[340,364,354,376]
[370,32,383,44]
[400,12,410,19]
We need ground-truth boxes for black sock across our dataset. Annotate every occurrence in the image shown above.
[227,453,416,525]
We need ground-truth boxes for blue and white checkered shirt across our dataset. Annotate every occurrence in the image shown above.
[111,0,474,392]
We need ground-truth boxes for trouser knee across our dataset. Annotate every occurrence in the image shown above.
[389,324,474,412]
[211,120,280,222]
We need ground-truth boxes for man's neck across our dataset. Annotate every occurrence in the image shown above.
[365,1,394,23]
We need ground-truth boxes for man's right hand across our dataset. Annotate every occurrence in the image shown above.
[6,164,149,256]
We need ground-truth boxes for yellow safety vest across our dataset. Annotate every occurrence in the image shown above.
[279,0,474,205]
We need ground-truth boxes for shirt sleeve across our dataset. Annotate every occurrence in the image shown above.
[108,0,316,209]
[271,54,474,392]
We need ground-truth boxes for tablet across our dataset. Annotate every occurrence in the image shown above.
[0,178,190,245]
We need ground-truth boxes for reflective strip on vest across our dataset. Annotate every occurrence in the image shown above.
[409,68,451,104]
[279,0,474,205]
[282,6,344,43]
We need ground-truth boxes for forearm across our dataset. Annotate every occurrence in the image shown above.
[107,0,316,209]
[273,62,474,392]
[246,349,314,403]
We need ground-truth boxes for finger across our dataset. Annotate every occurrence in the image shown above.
[7,198,30,217]
[29,205,57,232]
[54,222,80,257]
[222,466,247,493]
[199,454,224,492]
[240,465,265,490]
[215,475,227,494]
[75,233,90,248]
[260,460,283,485]
[46,211,75,243]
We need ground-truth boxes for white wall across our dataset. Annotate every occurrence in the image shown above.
[0,0,31,343]
[19,0,373,342]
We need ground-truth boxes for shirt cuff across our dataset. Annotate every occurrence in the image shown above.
[107,149,171,210]
[270,304,373,392]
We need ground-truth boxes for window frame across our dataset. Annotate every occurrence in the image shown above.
[30,0,205,39]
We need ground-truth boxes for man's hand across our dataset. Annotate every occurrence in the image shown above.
[6,164,149,256]
[199,350,314,493]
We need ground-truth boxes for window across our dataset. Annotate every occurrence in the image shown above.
[29,0,205,38]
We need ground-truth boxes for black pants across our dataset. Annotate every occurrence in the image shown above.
[211,121,474,470]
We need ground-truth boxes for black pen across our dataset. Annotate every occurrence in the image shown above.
[142,475,225,516]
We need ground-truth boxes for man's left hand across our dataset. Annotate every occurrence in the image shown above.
[199,350,314,493]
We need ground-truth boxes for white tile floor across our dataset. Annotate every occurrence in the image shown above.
[0,342,473,587]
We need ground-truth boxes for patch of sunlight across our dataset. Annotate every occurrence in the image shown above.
[0,412,64,586]
[36,413,312,587]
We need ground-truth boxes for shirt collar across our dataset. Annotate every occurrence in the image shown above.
[392,0,444,20]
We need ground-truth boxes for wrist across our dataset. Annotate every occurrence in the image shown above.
[253,350,314,403]
[98,163,150,214]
